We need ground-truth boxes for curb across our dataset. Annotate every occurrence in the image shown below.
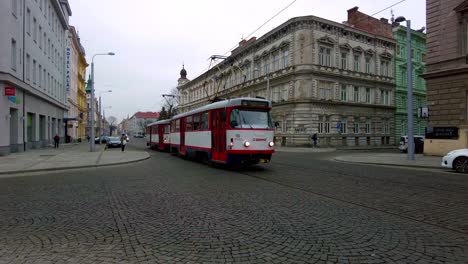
[0,153,151,176]
[333,158,441,170]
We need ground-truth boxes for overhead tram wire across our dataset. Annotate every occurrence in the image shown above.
[184,0,408,102]
[188,0,299,83]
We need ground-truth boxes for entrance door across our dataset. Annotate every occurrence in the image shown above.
[211,110,227,161]
[180,118,186,154]
[158,125,165,150]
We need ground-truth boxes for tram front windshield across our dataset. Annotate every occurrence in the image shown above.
[230,108,273,129]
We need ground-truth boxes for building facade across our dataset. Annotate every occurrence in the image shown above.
[0,0,71,155]
[393,25,427,140]
[178,8,396,147]
[424,0,468,155]
[127,112,160,136]
[66,25,79,142]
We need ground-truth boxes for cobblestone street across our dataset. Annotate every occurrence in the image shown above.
[0,143,467,263]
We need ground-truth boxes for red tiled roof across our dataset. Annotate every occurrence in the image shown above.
[133,112,160,119]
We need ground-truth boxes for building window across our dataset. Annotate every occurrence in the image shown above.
[340,118,347,134]
[396,45,401,56]
[33,17,37,42]
[318,116,324,133]
[244,63,251,81]
[365,57,371,73]
[341,52,348,70]
[422,53,426,62]
[381,90,390,105]
[12,0,17,17]
[402,69,407,86]
[365,88,371,103]
[27,9,31,34]
[318,81,333,100]
[380,60,390,76]
[263,56,270,75]
[365,119,371,134]
[26,54,30,80]
[354,54,360,71]
[319,47,332,66]
[273,51,279,71]
[383,119,390,134]
[39,27,42,49]
[353,86,360,102]
[11,39,17,71]
[39,65,42,87]
[282,48,289,68]
[340,84,347,102]
[354,118,360,134]
[33,59,36,84]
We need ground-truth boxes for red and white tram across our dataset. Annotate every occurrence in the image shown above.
[146,119,171,151]
[170,97,275,165]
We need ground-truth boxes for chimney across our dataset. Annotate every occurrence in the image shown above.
[380,18,389,23]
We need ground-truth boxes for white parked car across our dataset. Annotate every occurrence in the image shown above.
[442,149,468,173]
[399,135,425,153]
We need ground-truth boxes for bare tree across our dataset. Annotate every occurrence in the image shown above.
[137,119,151,135]
[161,87,179,118]
[107,116,118,136]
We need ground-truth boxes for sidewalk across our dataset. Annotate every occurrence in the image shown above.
[334,153,441,169]
[0,142,150,175]
[274,147,336,153]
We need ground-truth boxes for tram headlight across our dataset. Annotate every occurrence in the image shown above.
[244,141,251,147]
[269,141,274,147]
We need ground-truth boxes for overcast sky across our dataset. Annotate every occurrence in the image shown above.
[68,0,426,122]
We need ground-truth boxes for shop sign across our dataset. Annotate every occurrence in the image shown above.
[66,47,71,93]
[425,127,459,139]
[4,87,15,96]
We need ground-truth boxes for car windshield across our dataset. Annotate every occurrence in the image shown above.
[108,137,119,141]
[229,108,273,129]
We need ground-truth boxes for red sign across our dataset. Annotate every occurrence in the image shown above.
[4,87,15,96]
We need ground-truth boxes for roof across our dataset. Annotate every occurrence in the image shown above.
[132,112,160,119]
[146,119,171,127]
[172,97,271,120]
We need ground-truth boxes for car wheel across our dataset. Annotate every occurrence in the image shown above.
[453,157,468,173]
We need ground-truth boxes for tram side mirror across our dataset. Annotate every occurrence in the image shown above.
[230,120,239,128]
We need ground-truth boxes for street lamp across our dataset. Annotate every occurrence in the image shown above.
[90,52,115,152]
[253,67,270,100]
[99,90,112,143]
[395,16,414,160]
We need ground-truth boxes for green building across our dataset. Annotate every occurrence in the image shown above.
[393,26,427,141]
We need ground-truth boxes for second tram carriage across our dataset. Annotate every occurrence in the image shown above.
[146,119,171,151]
[170,97,274,165]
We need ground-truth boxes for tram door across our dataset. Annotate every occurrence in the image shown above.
[211,110,227,161]
[158,125,165,150]
[180,118,186,154]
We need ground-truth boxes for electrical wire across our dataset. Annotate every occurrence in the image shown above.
[180,0,408,103]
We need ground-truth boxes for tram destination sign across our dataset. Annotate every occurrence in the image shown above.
[425,127,459,139]
[241,100,269,107]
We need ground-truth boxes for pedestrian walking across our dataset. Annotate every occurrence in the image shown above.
[53,134,60,149]
[120,133,127,152]
[311,133,318,148]
[87,135,90,142]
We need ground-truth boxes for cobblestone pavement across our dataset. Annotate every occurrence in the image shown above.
[0,143,467,263]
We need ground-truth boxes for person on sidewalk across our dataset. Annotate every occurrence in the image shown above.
[311,133,318,148]
[53,134,60,149]
[120,133,127,152]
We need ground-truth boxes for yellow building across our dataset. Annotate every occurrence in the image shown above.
[77,34,88,141]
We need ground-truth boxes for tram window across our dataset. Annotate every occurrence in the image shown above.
[165,125,170,134]
[200,112,209,130]
[171,121,175,132]
[193,114,200,130]
[186,116,193,132]
[176,120,180,132]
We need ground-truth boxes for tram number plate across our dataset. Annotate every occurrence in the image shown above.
[260,159,269,163]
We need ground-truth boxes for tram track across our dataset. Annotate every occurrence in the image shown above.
[236,167,468,237]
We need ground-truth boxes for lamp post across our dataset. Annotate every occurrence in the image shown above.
[253,67,270,100]
[395,16,414,160]
[99,90,112,143]
[90,52,115,152]
[102,106,112,136]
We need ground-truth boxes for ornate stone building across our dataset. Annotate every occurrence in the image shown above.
[177,7,396,147]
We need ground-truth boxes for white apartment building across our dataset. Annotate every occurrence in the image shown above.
[66,25,79,142]
[0,0,71,155]
[178,8,396,147]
